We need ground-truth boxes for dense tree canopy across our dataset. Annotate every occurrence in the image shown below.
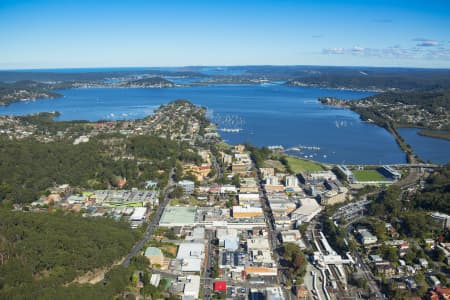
[413,163,450,214]
[0,209,139,299]
[0,134,184,204]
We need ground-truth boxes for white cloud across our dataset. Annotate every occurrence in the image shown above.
[413,38,440,47]
[322,47,345,54]
[322,44,450,61]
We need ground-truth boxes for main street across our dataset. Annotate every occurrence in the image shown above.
[122,167,176,268]
[253,161,293,299]
[202,229,215,300]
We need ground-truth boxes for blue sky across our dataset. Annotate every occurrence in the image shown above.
[1,0,450,69]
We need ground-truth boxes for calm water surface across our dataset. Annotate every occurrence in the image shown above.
[397,128,450,164]
[0,84,425,164]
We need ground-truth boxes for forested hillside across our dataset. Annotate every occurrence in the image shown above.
[0,81,61,106]
[414,163,450,214]
[0,135,183,203]
[363,90,450,112]
[0,209,139,299]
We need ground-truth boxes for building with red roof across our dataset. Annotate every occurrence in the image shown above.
[213,281,227,292]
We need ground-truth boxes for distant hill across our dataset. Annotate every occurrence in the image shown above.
[285,67,450,91]
[0,69,206,82]
[120,76,175,88]
[0,80,61,106]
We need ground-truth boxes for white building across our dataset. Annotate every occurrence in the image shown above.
[305,171,337,183]
[358,229,378,245]
[178,180,195,195]
[238,193,260,206]
[150,274,161,287]
[266,175,279,186]
[285,175,299,188]
[281,230,302,243]
[266,287,285,300]
[220,185,237,194]
[290,198,322,224]
[216,228,239,251]
[177,243,205,272]
[251,249,274,264]
[185,227,205,242]
[183,275,201,299]
[232,206,264,218]
[129,207,147,221]
[247,237,270,250]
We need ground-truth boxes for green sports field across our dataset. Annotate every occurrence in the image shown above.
[352,169,388,182]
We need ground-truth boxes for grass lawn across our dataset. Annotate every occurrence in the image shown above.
[263,159,287,172]
[353,169,388,182]
[285,156,325,173]
[170,197,205,206]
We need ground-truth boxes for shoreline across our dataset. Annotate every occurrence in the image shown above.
[1,86,447,165]
[417,129,450,141]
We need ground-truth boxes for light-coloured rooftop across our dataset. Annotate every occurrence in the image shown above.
[160,206,197,226]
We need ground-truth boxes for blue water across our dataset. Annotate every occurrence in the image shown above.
[0,84,408,164]
[397,128,450,164]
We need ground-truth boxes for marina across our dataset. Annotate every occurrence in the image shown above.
[0,84,437,164]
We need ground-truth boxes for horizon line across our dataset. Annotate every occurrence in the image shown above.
[1,63,450,72]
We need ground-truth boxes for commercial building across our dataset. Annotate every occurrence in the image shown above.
[232,163,249,174]
[232,206,264,218]
[178,180,195,195]
[266,287,285,300]
[358,229,378,245]
[260,167,275,179]
[320,189,347,206]
[290,198,322,224]
[244,267,277,276]
[177,243,205,272]
[213,281,227,292]
[267,194,297,217]
[183,275,201,299]
[129,207,147,221]
[285,175,299,188]
[238,193,260,204]
[185,227,205,242]
[381,165,402,180]
[302,171,337,184]
[266,175,279,186]
[160,206,197,227]
[247,237,270,250]
[220,185,237,194]
[265,184,285,193]
[337,165,354,182]
[281,230,302,243]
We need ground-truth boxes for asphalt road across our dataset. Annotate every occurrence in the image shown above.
[122,168,175,268]
[202,230,215,300]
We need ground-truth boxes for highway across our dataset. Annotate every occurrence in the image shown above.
[122,167,176,268]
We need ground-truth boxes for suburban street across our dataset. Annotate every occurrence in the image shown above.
[122,167,176,268]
